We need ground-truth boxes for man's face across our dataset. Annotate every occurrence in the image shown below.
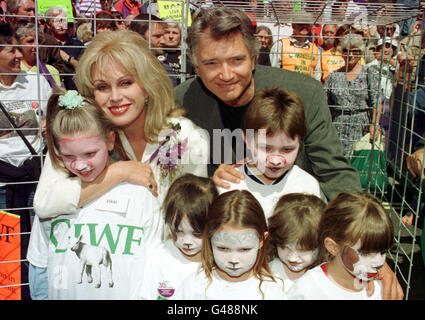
[194,29,256,107]
[322,25,337,47]
[144,22,165,55]
[164,26,181,48]
[0,38,23,76]
[13,0,35,24]
[292,24,311,43]
[48,12,68,36]
[100,0,112,10]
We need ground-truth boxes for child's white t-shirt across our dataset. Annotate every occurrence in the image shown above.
[34,182,163,300]
[133,238,201,300]
[268,258,297,293]
[218,165,324,220]
[287,263,383,300]
[173,269,287,300]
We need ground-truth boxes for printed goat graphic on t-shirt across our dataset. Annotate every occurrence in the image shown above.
[70,235,114,288]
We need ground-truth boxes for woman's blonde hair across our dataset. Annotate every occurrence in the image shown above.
[267,193,326,263]
[76,22,93,44]
[318,192,394,263]
[202,190,275,299]
[75,29,185,143]
[45,89,128,172]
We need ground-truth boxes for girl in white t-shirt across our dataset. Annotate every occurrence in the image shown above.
[174,190,287,300]
[132,173,218,300]
[267,193,326,293]
[287,191,395,300]
[27,90,162,299]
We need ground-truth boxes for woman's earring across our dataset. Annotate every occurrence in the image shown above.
[145,97,149,106]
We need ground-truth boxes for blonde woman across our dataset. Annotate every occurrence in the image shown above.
[34,29,209,218]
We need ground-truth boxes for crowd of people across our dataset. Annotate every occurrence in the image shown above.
[0,0,423,301]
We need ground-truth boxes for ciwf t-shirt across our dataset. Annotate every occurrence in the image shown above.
[34,182,163,300]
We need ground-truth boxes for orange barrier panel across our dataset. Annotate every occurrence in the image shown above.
[0,210,21,300]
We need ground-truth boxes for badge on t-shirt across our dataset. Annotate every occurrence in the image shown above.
[157,280,175,299]
[0,100,39,139]
[96,195,129,215]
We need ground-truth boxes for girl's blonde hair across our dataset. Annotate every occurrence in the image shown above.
[202,190,274,298]
[45,89,128,172]
[318,192,394,263]
[267,193,326,263]
[75,29,185,143]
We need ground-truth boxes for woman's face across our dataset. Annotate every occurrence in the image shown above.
[91,61,149,129]
[255,29,271,48]
[342,46,362,67]
[20,33,36,63]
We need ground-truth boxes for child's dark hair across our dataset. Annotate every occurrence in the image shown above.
[267,193,326,263]
[45,89,128,172]
[318,192,394,263]
[244,87,306,142]
[163,173,219,236]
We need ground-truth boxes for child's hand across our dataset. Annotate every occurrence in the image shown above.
[120,161,158,197]
[212,159,247,189]
[366,262,404,300]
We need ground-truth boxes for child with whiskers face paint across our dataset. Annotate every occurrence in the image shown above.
[174,190,287,300]
[27,90,163,300]
[216,87,324,220]
[267,193,326,293]
[131,173,218,300]
[287,192,394,300]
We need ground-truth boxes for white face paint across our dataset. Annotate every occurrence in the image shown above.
[211,227,260,279]
[277,242,318,272]
[173,215,203,257]
[341,241,387,281]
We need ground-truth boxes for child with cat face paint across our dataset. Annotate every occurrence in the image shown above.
[287,192,394,300]
[267,193,326,293]
[131,173,218,300]
[27,90,163,300]
[216,87,324,220]
[174,190,287,300]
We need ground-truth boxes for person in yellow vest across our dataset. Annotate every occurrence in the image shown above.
[320,24,345,84]
[270,22,321,81]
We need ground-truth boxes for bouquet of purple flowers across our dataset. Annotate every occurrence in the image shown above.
[149,123,188,183]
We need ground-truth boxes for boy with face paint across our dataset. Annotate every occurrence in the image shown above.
[267,193,326,293]
[217,88,325,220]
[132,174,218,300]
[174,190,287,300]
[287,192,394,300]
